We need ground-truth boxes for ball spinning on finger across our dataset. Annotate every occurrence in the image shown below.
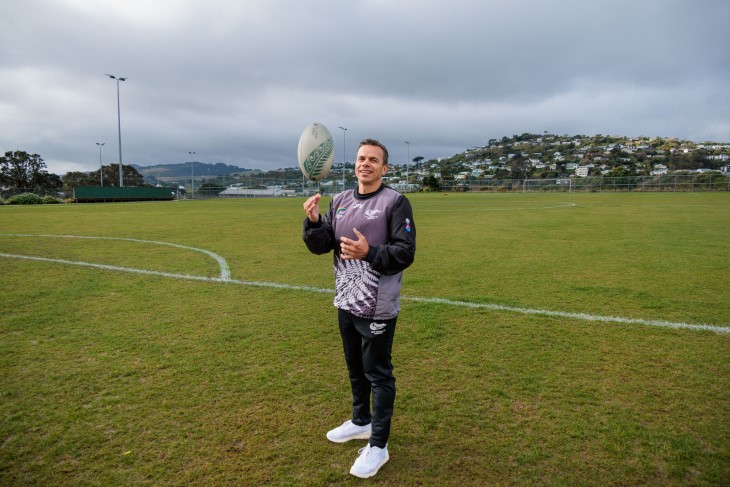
[297,122,335,181]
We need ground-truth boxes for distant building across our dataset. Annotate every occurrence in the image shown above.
[219,186,295,198]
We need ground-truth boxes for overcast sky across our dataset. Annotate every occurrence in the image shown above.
[2,0,729,176]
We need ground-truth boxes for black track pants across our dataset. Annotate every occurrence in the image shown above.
[337,309,397,449]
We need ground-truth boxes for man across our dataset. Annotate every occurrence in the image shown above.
[302,138,416,478]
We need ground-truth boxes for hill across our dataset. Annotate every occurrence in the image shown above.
[420,133,730,181]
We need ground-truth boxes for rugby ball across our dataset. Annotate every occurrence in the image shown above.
[297,122,334,181]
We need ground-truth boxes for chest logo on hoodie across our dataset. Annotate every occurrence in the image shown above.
[365,209,381,220]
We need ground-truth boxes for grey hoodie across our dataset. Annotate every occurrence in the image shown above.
[303,185,416,319]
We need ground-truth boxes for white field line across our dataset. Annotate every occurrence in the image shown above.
[0,253,330,294]
[1,234,728,334]
[403,296,729,334]
[1,234,230,280]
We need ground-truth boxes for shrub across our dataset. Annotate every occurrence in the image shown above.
[7,193,44,205]
[41,195,62,204]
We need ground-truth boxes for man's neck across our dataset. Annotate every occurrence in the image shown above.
[357,182,383,195]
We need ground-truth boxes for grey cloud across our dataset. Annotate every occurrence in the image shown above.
[1,0,728,175]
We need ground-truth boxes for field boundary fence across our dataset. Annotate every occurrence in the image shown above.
[440,174,730,193]
[2,173,728,201]
[179,173,730,197]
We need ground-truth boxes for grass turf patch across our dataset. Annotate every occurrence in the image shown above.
[1,193,729,485]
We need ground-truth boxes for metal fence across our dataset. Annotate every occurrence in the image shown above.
[2,173,729,201]
[170,173,730,197]
[439,174,730,193]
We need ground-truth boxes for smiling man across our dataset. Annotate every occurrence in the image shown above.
[302,138,416,478]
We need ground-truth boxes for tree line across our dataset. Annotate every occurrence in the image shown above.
[0,151,62,192]
[1,150,146,193]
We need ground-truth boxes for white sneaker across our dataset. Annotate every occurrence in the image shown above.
[326,420,371,443]
[350,444,389,478]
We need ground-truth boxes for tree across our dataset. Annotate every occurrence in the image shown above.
[62,164,146,190]
[198,181,225,196]
[509,154,532,179]
[608,166,631,177]
[62,171,96,190]
[116,164,146,187]
[412,156,424,169]
[690,149,710,169]
[420,175,441,191]
[0,150,50,190]
[39,173,63,191]
[88,164,138,187]
[90,164,145,187]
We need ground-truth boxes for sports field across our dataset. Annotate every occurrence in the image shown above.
[1,192,728,485]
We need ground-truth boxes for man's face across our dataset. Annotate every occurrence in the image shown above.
[355,144,388,188]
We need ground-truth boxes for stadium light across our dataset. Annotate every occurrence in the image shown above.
[339,126,347,190]
[96,142,105,186]
[105,74,127,187]
[189,151,196,199]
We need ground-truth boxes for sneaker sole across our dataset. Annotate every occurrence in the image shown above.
[326,430,371,443]
[349,451,389,478]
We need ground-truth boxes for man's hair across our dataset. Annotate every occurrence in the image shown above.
[358,138,389,166]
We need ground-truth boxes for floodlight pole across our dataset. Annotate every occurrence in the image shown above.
[96,142,105,186]
[189,151,196,199]
[106,74,127,187]
[338,126,347,190]
[404,140,410,193]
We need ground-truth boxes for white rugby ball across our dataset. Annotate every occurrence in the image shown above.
[297,122,334,181]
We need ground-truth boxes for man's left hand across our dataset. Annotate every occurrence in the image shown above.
[340,228,369,260]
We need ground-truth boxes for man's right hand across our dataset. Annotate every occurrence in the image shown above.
[303,193,322,222]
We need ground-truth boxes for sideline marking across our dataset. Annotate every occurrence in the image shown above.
[403,296,729,334]
[1,234,727,334]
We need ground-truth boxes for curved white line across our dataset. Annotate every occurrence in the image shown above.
[1,251,727,334]
[0,234,230,280]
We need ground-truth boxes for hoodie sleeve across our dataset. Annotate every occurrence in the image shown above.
[302,199,336,255]
[364,194,416,275]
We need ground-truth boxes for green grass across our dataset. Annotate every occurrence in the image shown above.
[1,192,729,485]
